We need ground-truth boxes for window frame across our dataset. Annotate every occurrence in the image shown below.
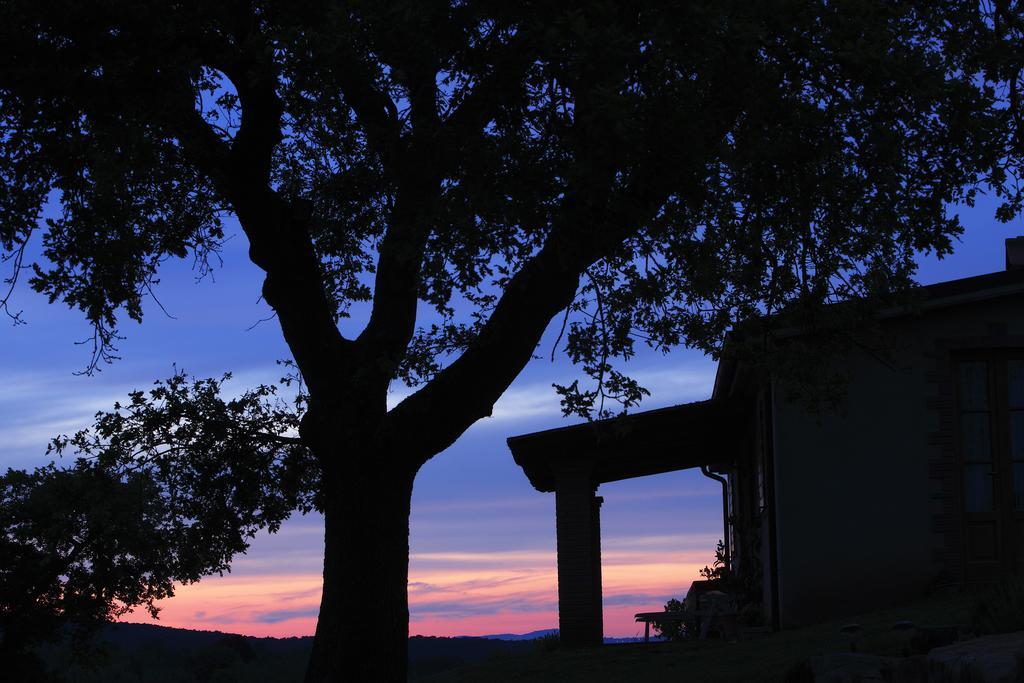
[955,349,1024,575]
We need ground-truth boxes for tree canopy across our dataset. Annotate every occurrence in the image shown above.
[2,2,1013,419]
[0,373,314,659]
[2,1,1022,679]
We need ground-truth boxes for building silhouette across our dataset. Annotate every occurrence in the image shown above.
[508,238,1024,646]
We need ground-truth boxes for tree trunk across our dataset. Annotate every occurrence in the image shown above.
[304,462,415,683]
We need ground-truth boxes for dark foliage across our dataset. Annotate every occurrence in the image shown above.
[970,574,1024,635]
[0,372,316,656]
[651,599,686,641]
[3,1,1024,680]
[0,2,1016,413]
[26,622,537,682]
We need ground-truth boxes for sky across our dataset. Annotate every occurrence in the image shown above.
[1,195,1020,639]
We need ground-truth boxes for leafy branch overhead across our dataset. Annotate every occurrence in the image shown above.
[2,3,1017,425]
[48,370,319,528]
[0,371,317,650]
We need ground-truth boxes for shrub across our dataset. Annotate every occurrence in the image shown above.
[652,599,688,641]
[533,632,560,653]
[971,575,1024,635]
[698,540,729,582]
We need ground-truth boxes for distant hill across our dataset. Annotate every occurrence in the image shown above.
[477,629,646,644]
[476,628,559,641]
[96,621,313,653]
[30,622,546,682]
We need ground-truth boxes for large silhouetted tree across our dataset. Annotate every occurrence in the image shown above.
[1,2,1020,680]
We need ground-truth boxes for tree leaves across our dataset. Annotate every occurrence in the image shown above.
[1,1,1017,411]
[2,2,1024,673]
[0,371,317,652]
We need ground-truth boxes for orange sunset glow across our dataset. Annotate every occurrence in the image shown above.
[122,530,717,639]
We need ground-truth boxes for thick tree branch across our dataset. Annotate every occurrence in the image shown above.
[168,47,350,396]
[353,69,441,386]
[437,26,539,168]
[280,0,404,173]
[386,33,752,461]
[330,46,403,170]
[350,22,543,386]
[386,159,680,462]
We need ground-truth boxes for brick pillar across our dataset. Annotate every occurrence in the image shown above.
[554,462,603,647]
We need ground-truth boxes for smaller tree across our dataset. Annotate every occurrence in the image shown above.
[0,371,316,666]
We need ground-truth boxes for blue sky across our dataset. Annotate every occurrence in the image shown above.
[1,194,1019,637]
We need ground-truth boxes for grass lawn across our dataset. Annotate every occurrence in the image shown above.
[421,594,974,682]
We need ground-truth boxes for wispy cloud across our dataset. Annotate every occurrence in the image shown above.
[385,359,716,427]
[121,533,710,638]
[602,592,675,607]
[0,365,295,469]
[487,363,716,425]
[0,375,133,463]
[412,496,550,514]
[603,533,721,552]
[411,549,554,564]
[601,487,719,504]
[252,607,321,624]
[411,596,558,619]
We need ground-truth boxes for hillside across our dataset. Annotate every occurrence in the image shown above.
[30,622,539,682]
[15,592,986,682]
[424,594,976,682]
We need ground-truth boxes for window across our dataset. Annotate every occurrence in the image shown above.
[956,351,1024,572]
[1008,360,1024,512]
[959,361,993,513]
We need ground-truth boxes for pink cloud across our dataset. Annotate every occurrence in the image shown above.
[122,538,709,638]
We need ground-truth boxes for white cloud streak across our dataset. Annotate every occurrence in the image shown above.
[0,365,291,469]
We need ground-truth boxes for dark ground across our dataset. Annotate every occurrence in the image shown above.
[12,592,984,682]
[24,622,538,682]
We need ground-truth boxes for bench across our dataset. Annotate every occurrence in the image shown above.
[634,611,686,643]
[635,590,741,642]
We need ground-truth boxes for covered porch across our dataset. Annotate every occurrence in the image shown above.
[507,398,747,646]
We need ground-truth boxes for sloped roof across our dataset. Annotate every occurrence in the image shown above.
[909,267,1024,308]
[712,267,1024,399]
